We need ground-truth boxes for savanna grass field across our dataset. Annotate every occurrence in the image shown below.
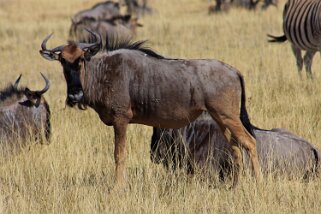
[1,0,321,213]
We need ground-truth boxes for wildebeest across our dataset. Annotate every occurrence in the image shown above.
[261,0,278,9]
[69,15,143,43]
[69,1,122,41]
[0,73,51,151]
[121,0,153,17]
[71,1,120,24]
[208,0,277,13]
[151,112,320,180]
[268,0,321,78]
[39,30,262,188]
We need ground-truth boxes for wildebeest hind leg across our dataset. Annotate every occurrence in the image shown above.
[221,117,262,183]
[208,109,262,183]
[208,112,243,187]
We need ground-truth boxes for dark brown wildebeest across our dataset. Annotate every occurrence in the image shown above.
[69,1,121,39]
[69,15,143,43]
[121,0,153,17]
[208,0,277,13]
[71,1,120,24]
[39,30,262,188]
[0,73,51,150]
[208,0,259,13]
[261,0,278,9]
[151,112,320,180]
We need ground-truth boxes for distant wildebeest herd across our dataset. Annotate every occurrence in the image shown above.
[69,0,144,43]
[208,0,278,13]
[1,0,321,189]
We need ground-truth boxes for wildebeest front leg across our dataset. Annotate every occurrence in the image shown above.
[113,119,129,188]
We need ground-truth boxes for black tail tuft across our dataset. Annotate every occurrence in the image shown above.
[267,34,287,43]
[237,73,255,137]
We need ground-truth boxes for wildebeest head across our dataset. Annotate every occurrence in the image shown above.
[20,73,50,107]
[39,30,102,109]
[3,73,50,108]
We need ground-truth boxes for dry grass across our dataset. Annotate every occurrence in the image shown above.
[0,0,321,213]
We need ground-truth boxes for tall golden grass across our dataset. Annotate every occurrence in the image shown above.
[0,0,321,213]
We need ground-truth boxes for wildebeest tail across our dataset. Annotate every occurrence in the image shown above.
[267,34,287,43]
[238,73,255,137]
[150,127,162,164]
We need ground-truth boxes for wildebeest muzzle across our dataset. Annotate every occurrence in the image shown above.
[66,89,85,109]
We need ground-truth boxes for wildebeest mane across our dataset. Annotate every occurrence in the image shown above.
[0,84,24,102]
[91,1,118,9]
[105,35,166,59]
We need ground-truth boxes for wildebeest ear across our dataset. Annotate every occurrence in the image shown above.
[24,88,41,107]
[39,50,60,61]
[84,46,100,60]
[24,88,33,97]
[122,14,131,22]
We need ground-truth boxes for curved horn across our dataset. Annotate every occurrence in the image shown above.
[78,29,102,50]
[41,33,64,52]
[37,72,50,95]
[41,33,53,50]
[13,74,22,89]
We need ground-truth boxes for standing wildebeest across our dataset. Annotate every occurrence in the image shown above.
[261,0,278,9]
[39,30,262,188]
[151,112,320,180]
[0,73,51,148]
[208,0,259,13]
[122,0,153,17]
[69,15,143,43]
[268,0,321,78]
[208,0,277,13]
[69,1,121,39]
[71,1,120,24]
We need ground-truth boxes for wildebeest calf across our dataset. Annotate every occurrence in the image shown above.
[0,73,51,152]
[151,112,320,180]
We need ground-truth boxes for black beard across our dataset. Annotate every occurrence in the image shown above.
[65,98,87,110]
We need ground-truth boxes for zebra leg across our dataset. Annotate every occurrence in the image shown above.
[303,50,316,79]
[291,45,303,76]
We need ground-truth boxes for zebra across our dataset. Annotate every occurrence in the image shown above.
[268,0,321,78]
